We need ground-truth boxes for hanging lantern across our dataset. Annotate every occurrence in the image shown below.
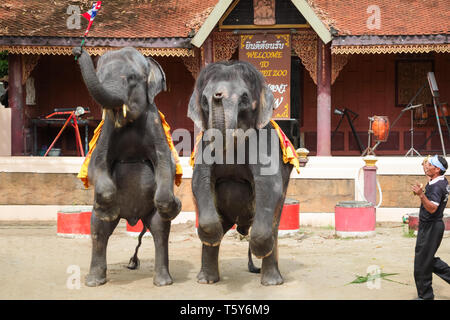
[371,116,390,142]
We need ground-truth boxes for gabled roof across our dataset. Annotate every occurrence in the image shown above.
[191,0,332,47]
[0,0,217,39]
[0,0,448,46]
[310,0,449,36]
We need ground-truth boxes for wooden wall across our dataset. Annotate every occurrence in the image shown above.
[301,53,450,155]
[25,54,195,156]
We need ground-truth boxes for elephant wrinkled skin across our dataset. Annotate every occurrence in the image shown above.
[73,47,181,287]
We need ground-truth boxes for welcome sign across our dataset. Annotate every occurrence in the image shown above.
[239,34,291,119]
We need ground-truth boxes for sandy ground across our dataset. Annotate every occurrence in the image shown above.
[0,220,449,300]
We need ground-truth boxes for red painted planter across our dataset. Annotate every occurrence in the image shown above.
[195,198,300,235]
[408,213,450,236]
[126,220,151,237]
[279,198,300,235]
[57,209,91,238]
[335,201,376,238]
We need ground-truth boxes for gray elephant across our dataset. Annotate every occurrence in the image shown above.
[188,61,295,285]
[73,46,181,287]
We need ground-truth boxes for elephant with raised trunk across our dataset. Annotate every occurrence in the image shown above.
[73,46,181,287]
[188,61,294,285]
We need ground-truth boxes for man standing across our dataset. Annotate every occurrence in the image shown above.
[412,155,450,300]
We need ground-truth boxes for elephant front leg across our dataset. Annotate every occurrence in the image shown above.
[193,165,223,247]
[146,114,181,221]
[154,181,181,222]
[249,170,285,286]
[93,172,119,221]
[260,236,283,286]
[197,245,220,284]
[147,211,173,286]
[85,211,119,287]
[197,218,235,284]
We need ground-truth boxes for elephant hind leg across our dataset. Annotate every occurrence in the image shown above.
[147,211,173,286]
[85,211,120,287]
[248,246,261,274]
[127,222,147,270]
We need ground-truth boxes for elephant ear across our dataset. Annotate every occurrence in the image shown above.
[187,88,205,131]
[256,84,275,129]
[146,57,167,104]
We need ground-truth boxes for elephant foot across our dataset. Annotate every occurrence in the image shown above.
[156,196,181,221]
[127,256,140,270]
[197,270,220,284]
[261,269,284,286]
[153,270,173,287]
[85,273,107,287]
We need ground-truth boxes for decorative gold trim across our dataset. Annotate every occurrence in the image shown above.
[331,54,350,85]
[21,54,40,85]
[240,35,254,49]
[292,31,350,85]
[292,30,318,84]
[275,34,290,47]
[212,32,239,62]
[332,44,450,55]
[219,24,310,30]
[274,104,289,118]
[182,47,202,80]
[0,46,195,57]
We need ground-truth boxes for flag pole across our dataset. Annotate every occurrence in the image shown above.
[75,1,101,61]
[75,37,86,61]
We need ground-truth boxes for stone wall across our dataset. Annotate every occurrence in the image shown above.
[0,173,441,213]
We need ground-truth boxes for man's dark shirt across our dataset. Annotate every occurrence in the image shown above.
[419,175,449,222]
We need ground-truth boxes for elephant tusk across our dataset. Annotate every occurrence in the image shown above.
[102,109,106,120]
[123,104,128,118]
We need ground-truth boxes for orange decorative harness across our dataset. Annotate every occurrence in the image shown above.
[190,120,300,173]
[78,111,183,188]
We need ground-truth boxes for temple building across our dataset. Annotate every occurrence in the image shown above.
[0,0,449,156]
[0,0,449,219]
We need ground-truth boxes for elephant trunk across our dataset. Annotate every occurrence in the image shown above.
[211,94,226,140]
[77,50,124,108]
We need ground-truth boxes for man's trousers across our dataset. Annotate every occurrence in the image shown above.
[414,220,450,299]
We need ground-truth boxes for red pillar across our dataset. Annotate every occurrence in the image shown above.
[8,54,25,156]
[316,39,331,156]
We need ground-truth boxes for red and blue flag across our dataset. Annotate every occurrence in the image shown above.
[82,1,102,36]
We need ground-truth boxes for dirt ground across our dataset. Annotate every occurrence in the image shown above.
[0,220,449,300]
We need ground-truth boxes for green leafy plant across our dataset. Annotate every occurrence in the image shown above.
[402,227,416,238]
[0,51,8,78]
[347,272,409,286]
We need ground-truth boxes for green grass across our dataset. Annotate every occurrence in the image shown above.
[347,272,409,286]
[319,225,335,230]
[402,228,416,238]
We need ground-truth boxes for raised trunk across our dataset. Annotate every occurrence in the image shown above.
[211,97,225,136]
[77,50,123,108]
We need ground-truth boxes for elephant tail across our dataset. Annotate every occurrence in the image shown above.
[248,246,261,274]
[127,223,147,270]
